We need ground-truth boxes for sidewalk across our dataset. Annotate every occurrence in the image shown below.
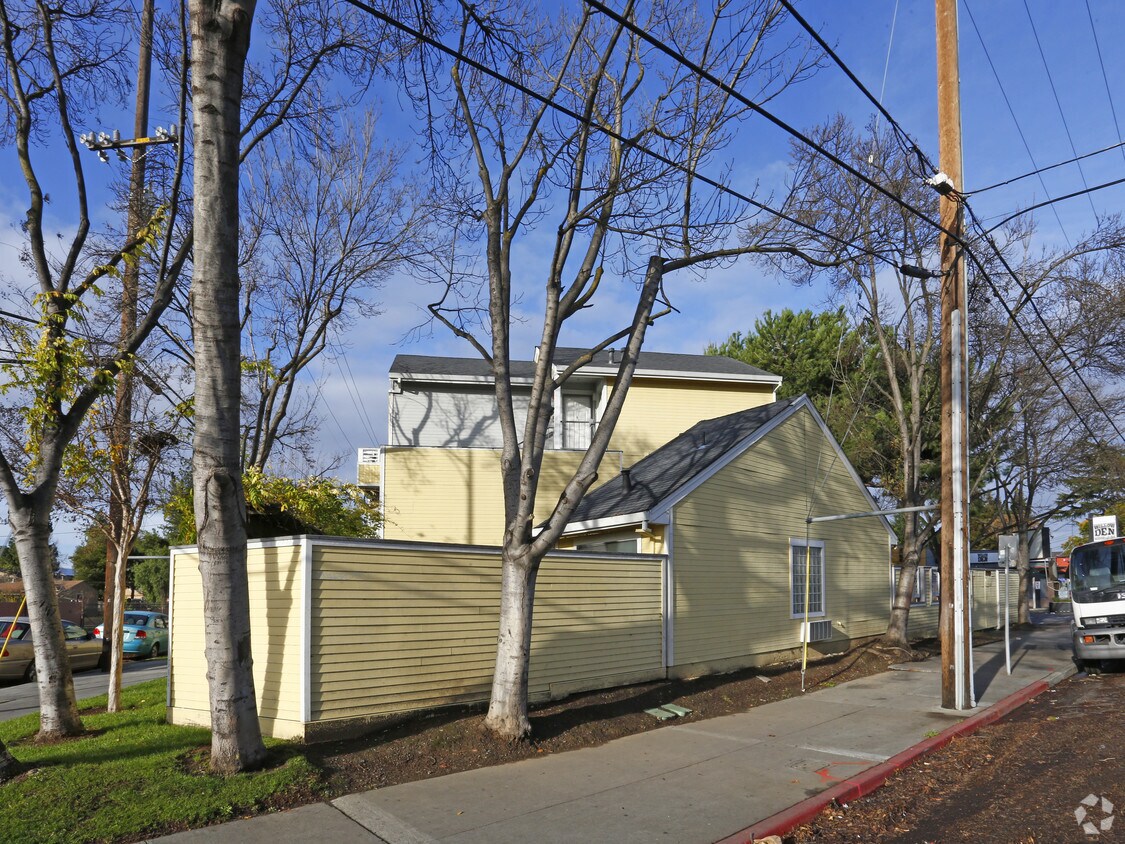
[148,617,1076,844]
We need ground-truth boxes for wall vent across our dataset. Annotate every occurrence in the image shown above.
[357,447,381,465]
[800,619,832,643]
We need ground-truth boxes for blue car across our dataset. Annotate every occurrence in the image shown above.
[93,612,169,658]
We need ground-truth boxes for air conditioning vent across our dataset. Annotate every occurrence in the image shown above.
[800,619,832,643]
[357,447,380,465]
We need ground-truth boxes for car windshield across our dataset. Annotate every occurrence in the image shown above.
[1,621,29,641]
[124,615,151,626]
[1071,540,1125,596]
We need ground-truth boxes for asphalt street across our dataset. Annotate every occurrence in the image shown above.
[0,658,168,721]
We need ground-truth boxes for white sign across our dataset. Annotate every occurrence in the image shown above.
[1092,515,1119,540]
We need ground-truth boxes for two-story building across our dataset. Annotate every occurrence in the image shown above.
[362,347,782,545]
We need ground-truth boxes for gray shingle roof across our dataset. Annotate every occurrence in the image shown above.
[568,397,802,524]
[552,347,776,379]
[390,348,777,381]
[389,354,536,379]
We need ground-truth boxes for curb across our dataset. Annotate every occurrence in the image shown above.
[715,670,1073,844]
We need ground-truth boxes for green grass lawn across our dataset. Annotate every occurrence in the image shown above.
[0,679,320,844]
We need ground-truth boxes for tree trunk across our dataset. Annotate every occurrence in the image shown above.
[0,738,19,783]
[1017,530,1031,625]
[106,541,128,712]
[189,0,264,775]
[11,506,82,737]
[883,543,919,651]
[483,551,541,739]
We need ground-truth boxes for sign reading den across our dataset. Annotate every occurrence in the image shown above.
[1092,515,1119,541]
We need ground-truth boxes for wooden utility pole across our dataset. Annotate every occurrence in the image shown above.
[936,0,974,710]
[104,0,155,691]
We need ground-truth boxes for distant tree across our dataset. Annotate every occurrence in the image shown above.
[70,527,168,599]
[0,539,59,578]
[237,113,426,474]
[708,308,852,403]
[707,308,892,489]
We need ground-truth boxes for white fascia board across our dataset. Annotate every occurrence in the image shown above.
[577,365,781,386]
[800,399,899,541]
[561,512,651,535]
[389,372,535,387]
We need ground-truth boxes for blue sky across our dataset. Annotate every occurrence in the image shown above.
[3,0,1123,557]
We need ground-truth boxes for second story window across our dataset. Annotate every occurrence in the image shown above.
[562,392,595,449]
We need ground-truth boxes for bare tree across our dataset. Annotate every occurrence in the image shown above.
[406,0,826,738]
[239,112,425,472]
[760,117,1125,647]
[0,0,191,742]
[754,118,943,650]
[973,220,1125,623]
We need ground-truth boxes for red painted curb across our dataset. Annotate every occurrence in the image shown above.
[714,678,1052,844]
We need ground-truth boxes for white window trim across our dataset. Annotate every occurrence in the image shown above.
[790,538,827,619]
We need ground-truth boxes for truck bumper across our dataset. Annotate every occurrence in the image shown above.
[1073,626,1125,661]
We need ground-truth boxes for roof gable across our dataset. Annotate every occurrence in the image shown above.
[566,396,896,540]
[567,397,800,524]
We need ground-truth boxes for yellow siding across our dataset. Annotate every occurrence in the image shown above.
[607,378,776,466]
[382,448,622,545]
[670,407,891,672]
[309,543,662,723]
[168,543,305,737]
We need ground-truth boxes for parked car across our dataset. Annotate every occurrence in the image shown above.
[0,617,106,682]
[92,612,169,659]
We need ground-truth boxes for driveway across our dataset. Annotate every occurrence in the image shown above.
[0,658,168,722]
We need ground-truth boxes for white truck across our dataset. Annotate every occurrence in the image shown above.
[1071,535,1125,673]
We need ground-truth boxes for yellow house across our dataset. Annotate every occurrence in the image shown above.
[365,348,782,545]
[559,396,898,676]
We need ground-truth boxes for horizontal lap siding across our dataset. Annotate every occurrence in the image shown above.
[169,543,305,729]
[382,449,599,546]
[608,379,776,466]
[310,544,662,722]
[672,408,891,668]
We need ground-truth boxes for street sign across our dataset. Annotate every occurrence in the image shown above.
[1092,515,1119,540]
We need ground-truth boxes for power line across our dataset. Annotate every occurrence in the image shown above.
[967,139,1125,196]
[777,0,934,181]
[776,0,1125,449]
[984,174,1125,235]
[339,0,900,270]
[965,204,1125,447]
[354,0,1125,452]
[1021,0,1099,220]
[1084,0,1125,169]
[962,0,1071,244]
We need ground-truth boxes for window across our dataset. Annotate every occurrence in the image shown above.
[561,392,595,449]
[790,540,826,617]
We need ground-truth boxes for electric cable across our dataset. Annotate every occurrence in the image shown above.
[351,0,1125,452]
[965,203,1125,447]
[340,0,900,270]
[967,139,1125,196]
[962,0,1071,243]
[1083,0,1125,169]
[775,0,1125,449]
[1021,0,1099,219]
